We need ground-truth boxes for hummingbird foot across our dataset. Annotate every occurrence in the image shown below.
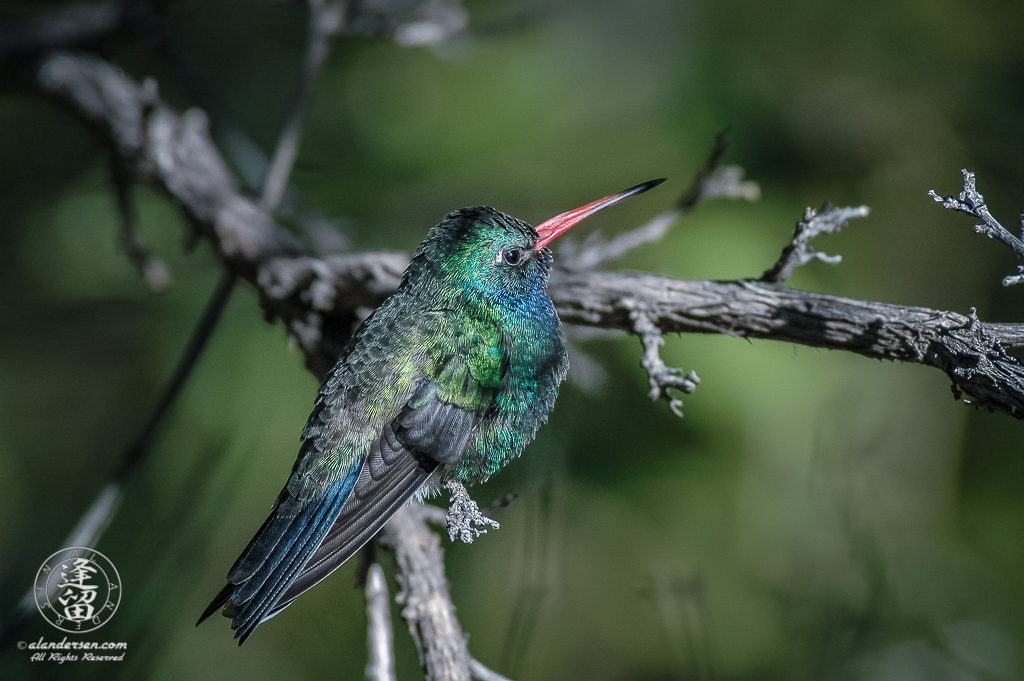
[444,480,499,544]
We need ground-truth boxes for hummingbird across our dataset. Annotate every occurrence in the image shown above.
[198,178,665,643]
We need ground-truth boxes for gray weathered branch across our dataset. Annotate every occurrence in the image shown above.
[366,563,397,681]
[624,299,700,417]
[557,133,754,411]
[760,203,869,284]
[32,51,1024,418]
[379,503,511,681]
[109,151,170,291]
[554,272,1024,417]
[930,169,1024,286]
[558,208,682,272]
[698,165,760,204]
[380,504,474,681]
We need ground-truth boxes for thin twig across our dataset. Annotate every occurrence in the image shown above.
[109,150,170,291]
[929,169,1024,286]
[760,203,869,284]
[624,299,700,417]
[0,0,129,59]
[697,165,760,203]
[500,457,557,677]
[677,130,730,211]
[260,0,344,213]
[469,658,514,681]
[366,564,397,681]
[558,131,758,272]
[559,209,682,272]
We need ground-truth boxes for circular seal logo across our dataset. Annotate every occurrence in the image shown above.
[34,547,121,633]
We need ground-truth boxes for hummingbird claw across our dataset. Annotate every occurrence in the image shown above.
[445,480,500,544]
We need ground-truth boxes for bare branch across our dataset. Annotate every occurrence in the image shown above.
[419,504,450,526]
[699,165,760,203]
[555,273,1024,417]
[109,152,170,291]
[365,564,397,681]
[32,52,1024,418]
[677,130,730,211]
[381,503,472,681]
[760,203,869,284]
[559,133,759,273]
[624,299,700,417]
[558,209,681,272]
[469,658,514,681]
[0,1,129,59]
[379,503,513,680]
[37,53,302,258]
[929,169,1024,286]
[675,131,760,210]
[34,53,356,366]
[260,0,344,213]
[444,480,500,544]
[346,0,469,46]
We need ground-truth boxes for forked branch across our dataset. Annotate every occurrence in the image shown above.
[930,169,1024,286]
[761,203,869,284]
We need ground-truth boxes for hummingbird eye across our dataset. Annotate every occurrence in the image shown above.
[499,248,523,266]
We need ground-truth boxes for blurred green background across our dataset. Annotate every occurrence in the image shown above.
[2,0,1024,679]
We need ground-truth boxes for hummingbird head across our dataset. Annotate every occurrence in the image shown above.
[405,179,666,303]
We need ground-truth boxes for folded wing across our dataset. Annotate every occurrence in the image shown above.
[198,378,480,644]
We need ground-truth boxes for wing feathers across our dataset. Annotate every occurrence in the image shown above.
[396,386,477,463]
[268,421,437,611]
[196,582,234,627]
[230,475,353,643]
[225,495,301,585]
[199,378,482,643]
[267,441,433,618]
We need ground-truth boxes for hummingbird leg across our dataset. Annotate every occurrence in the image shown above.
[444,480,499,544]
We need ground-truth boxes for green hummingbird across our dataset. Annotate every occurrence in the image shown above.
[198,178,665,643]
